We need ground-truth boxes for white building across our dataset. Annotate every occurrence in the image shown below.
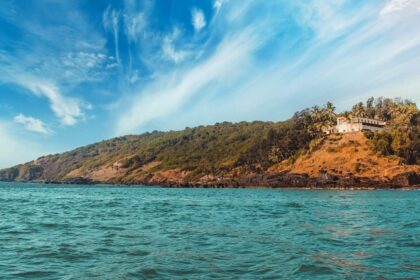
[335,117,386,133]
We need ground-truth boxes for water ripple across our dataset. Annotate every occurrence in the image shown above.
[0,182,419,279]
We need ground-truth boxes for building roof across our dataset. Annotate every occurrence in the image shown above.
[337,116,386,126]
[350,117,386,126]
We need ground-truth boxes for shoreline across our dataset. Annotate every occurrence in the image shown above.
[1,179,419,190]
[1,169,419,190]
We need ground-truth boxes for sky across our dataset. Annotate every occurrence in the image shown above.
[1,0,420,168]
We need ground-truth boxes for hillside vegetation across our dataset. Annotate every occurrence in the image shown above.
[271,132,418,179]
[0,97,419,187]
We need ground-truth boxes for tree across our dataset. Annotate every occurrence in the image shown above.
[306,102,337,136]
[368,98,419,164]
[366,97,376,118]
[326,101,335,113]
[366,97,374,109]
[352,102,367,117]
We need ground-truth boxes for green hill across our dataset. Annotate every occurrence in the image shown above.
[1,97,418,188]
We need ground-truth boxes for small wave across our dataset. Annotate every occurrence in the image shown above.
[318,237,347,246]
[286,202,303,208]
[12,270,56,277]
[0,184,418,279]
[127,249,151,256]
[126,268,159,278]
[402,222,418,229]
[294,263,335,276]
[40,222,60,229]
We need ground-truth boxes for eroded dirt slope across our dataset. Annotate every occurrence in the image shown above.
[270,132,419,181]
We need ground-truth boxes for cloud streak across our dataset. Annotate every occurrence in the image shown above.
[14,114,52,134]
[380,0,420,15]
[162,28,188,64]
[14,77,87,126]
[1,0,420,170]
[116,28,259,135]
[103,5,121,66]
[191,9,206,32]
[0,120,52,168]
[113,0,420,134]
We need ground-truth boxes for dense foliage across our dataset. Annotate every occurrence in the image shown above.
[0,97,418,182]
[351,97,419,164]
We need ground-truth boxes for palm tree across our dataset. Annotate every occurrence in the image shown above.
[352,102,367,117]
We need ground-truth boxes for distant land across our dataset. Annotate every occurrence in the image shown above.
[1,97,419,189]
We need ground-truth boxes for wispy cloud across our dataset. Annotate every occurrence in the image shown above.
[61,51,117,83]
[123,12,147,43]
[214,0,224,11]
[0,46,99,130]
[112,0,420,134]
[103,5,121,66]
[191,8,206,32]
[14,77,88,126]
[1,0,420,167]
[162,28,188,64]
[116,28,259,135]
[14,114,52,134]
[0,0,111,130]
[380,0,420,15]
[0,120,52,168]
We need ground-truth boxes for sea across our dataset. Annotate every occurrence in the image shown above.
[0,182,418,279]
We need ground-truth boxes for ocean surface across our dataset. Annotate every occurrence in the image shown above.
[0,182,418,280]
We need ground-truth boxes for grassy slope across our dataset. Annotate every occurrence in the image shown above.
[269,132,420,181]
[1,127,418,185]
[1,98,418,186]
[0,121,293,182]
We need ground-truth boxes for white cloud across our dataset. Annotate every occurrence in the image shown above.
[61,51,115,82]
[0,53,91,126]
[0,120,51,169]
[191,8,206,32]
[14,77,87,126]
[103,5,121,65]
[63,52,107,69]
[112,1,420,135]
[115,29,259,135]
[14,114,52,134]
[162,42,187,63]
[129,70,140,84]
[124,12,147,42]
[214,0,223,11]
[162,28,188,63]
[0,0,111,88]
[297,1,369,43]
[380,0,420,15]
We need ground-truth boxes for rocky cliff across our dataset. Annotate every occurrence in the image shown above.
[1,98,419,188]
[1,131,418,189]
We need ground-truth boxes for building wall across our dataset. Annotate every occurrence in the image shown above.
[336,123,362,133]
[336,122,385,133]
[361,124,384,132]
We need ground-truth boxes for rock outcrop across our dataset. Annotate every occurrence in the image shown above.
[1,132,418,189]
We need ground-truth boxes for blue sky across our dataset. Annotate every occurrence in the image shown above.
[1,0,420,168]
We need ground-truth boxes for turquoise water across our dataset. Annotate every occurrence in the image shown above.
[0,182,419,279]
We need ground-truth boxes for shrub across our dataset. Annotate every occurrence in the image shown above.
[371,132,393,156]
[326,147,337,153]
[354,162,362,173]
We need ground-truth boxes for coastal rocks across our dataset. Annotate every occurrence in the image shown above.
[127,171,418,189]
[157,171,420,189]
[0,165,43,181]
[391,172,420,186]
[98,168,420,189]
[0,167,19,181]
[60,177,98,185]
[3,167,419,189]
